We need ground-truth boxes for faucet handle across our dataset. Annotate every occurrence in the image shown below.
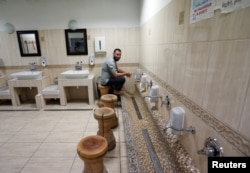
[75,61,82,70]
[161,95,171,108]
[149,80,153,88]
[163,124,170,133]
[29,62,37,71]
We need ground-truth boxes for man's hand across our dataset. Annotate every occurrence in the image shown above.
[125,72,132,78]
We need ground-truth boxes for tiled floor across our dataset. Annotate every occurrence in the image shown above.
[0,101,128,173]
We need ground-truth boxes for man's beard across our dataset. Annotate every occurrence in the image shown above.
[114,56,119,61]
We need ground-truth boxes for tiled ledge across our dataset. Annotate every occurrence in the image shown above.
[139,66,250,156]
[0,63,139,70]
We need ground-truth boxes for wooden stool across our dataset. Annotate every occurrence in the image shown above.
[98,84,110,96]
[100,94,118,128]
[94,107,116,151]
[77,135,108,173]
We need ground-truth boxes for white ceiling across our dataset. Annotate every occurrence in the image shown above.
[0,0,141,30]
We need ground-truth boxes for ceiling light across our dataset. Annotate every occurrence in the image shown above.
[4,23,15,34]
[68,20,78,30]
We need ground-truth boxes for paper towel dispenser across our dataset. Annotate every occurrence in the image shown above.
[95,36,106,53]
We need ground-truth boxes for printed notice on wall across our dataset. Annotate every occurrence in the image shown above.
[217,0,250,13]
[190,0,215,24]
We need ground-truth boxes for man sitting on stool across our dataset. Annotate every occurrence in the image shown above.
[100,48,131,95]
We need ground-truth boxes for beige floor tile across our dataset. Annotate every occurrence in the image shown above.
[112,125,120,133]
[9,132,49,142]
[6,114,36,122]
[32,143,77,158]
[119,130,126,142]
[52,121,85,132]
[120,142,127,157]
[33,112,63,122]
[70,157,84,173]
[0,120,29,132]
[0,133,15,142]
[45,131,83,143]
[0,106,129,173]
[9,111,38,118]
[21,158,74,173]
[60,112,91,123]
[20,120,57,132]
[0,112,14,119]
[105,157,121,173]
[113,131,120,142]
[0,157,29,173]
[83,131,97,137]
[121,157,129,173]
[105,142,120,157]
[85,122,98,132]
[88,114,97,123]
[0,143,40,157]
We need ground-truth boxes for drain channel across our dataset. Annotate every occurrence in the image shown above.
[44,108,93,111]
[131,97,142,119]
[0,109,39,111]
[142,128,164,173]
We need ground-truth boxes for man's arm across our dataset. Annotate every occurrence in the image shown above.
[114,68,131,78]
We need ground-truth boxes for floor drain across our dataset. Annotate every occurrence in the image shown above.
[131,97,142,119]
[142,128,164,173]
[0,109,39,111]
[43,108,93,111]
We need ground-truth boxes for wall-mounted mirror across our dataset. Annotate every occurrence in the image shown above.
[16,30,41,57]
[65,29,88,55]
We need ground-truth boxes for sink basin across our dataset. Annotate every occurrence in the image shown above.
[61,70,89,79]
[10,71,43,80]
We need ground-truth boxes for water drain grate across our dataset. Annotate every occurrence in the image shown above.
[0,109,39,111]
[142,128,164,173]
[131,97,142,119]
[43,108,93,111]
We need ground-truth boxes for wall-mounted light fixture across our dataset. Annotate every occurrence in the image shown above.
[68,20,78,30]
[4,23,15,34]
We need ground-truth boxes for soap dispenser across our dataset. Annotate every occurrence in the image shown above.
[89,56,95,66]
[41,56,47,67]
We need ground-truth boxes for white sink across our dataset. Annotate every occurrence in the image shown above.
[61,70,89,79]
[10,71,43,80]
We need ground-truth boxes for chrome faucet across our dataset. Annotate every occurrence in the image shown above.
[198,137,224,157]
[134,71,143,81]
[75,61,83,70]
[29,62,37,71]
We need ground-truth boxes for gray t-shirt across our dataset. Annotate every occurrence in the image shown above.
[100,57,118,85]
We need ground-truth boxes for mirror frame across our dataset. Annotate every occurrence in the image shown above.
[65,29,88,56]
[16,30,41,57]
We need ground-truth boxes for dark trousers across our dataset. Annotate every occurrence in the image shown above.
[106,76,125,91]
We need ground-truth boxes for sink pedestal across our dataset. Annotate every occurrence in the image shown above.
[59,75,95,105]
[8,76,50,106]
